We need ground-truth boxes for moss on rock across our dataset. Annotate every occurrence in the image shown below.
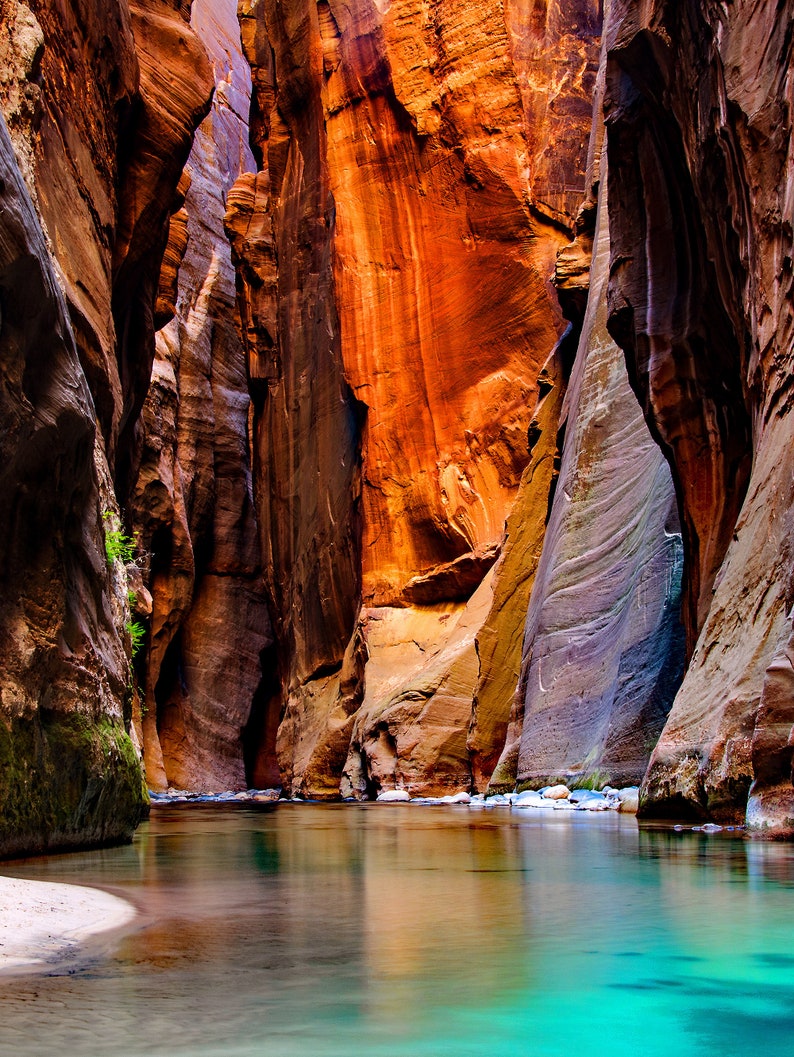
[0,711,148,859]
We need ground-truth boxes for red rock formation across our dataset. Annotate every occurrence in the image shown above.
[131,0,273,793]
[226,0,367,797]
[0,111,145,856]
[113,0,215,491]
[604,0,794,828]
[0,0,216,853]
[230,0,601,796]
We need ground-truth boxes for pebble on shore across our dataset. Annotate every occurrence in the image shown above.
[149,784,640,814]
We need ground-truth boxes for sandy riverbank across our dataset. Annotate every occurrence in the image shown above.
[0,875,137,973]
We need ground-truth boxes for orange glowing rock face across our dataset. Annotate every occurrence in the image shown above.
[226,0,602,795]
[318,0,600,605]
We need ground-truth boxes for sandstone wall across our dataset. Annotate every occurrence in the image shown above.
[604,0,794,830]
[484,15,686,794]
[130,0,274,793]
[0,0,213,853]
[229,0,601,797]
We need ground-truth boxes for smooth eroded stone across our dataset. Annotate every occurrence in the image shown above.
[377,789,411,803]
[504,108,684,794]
[569,789,605,803]
[514,790,543,804]
[604,0,794,828]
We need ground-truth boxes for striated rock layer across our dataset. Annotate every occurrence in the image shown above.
[487,23,685,794]
[605,1,794,830]
[131,0,273,793]
[229,0,601,797]
[0,0,213,854]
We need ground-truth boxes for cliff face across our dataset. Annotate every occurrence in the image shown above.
[604,0,794,830]
[484,25,685,795]
[0,0,212,855]
[2,0,793,845]
[130,0,273,793]
[0,112,143,856]
[228,0,602,797]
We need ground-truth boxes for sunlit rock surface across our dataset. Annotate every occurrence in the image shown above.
[229,0,601,795]
[131,0,273,793]
[604,0,794,828]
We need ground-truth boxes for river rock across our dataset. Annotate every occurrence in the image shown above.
[377,790,411,803]
[515,790,544,804]
[569,789,605,804]
[542,785,572,800]
[581,798,609,812]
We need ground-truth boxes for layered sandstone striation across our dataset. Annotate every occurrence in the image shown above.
[229,0,601,796]
[131,0,273,793]
[0,111,144,856]
[0,0,214,854]
[604,0,794,829]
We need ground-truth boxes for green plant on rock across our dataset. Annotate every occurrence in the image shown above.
[126,620,146,657]
[576,769,610,791]
[103,512,137,567]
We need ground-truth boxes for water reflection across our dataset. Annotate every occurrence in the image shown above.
[1,806,794,1057]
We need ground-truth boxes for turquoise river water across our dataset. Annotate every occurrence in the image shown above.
[1,804,794,1057]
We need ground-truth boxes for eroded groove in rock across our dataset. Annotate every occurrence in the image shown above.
[469,352,566,793]
[0,111,146,857]
[604,1,794,827]
[113,0,215,495]
[131,0,273,793]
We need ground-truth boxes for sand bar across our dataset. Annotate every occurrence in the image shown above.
[0,875,137,973]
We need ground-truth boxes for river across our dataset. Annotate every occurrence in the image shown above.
[1,804,793,1056]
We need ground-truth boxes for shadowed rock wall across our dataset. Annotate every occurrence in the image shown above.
[0,0,213,854]
[0,114,145,856]
[130,0,273,794]
[486,16,686,795]
[604,0,794,830]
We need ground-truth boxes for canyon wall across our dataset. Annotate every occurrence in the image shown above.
[0,0,213,854]
[603,0,794,831]
[228,0,603,797]
[130,0,273,793]
[486,21,686,795]
[2,0,793,848]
